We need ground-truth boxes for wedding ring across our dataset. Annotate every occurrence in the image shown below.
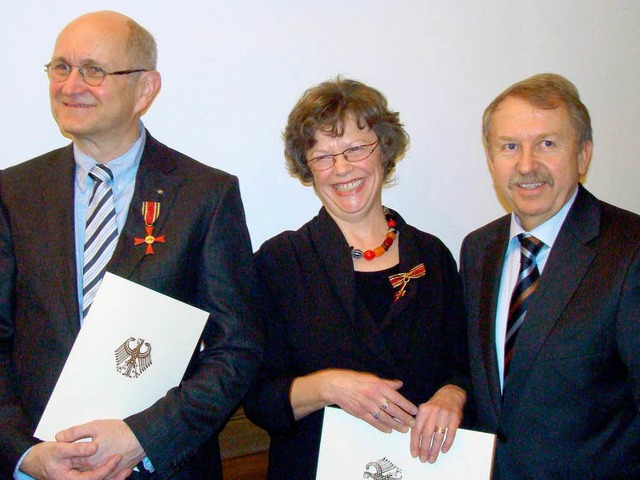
[434,426,447,434]
[381,401,389,411]
[372,411,381,421]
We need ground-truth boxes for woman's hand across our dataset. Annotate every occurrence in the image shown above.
[410,384,466,463]
[290,369,417,433]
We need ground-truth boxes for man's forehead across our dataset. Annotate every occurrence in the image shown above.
[493,97,570,125]
[53,21,126,63]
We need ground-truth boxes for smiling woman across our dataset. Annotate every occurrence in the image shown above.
[305,114,385,229]
[243,77,472,479]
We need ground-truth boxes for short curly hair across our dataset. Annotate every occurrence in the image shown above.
[283,77,409,184]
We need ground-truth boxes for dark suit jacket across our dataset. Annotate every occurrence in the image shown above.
[0,132,263,479]
[243,207,470,479]
[460,185,640,479]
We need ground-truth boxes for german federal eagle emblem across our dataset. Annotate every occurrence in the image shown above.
[363,457,403,480]
[115,337,152,378]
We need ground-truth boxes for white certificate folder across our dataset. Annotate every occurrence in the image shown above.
[35,272,208,441]
[317,407,496,480]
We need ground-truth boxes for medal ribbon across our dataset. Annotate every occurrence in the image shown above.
[142,201,161,226]
[134,201,165,254]
[388,263,426,302]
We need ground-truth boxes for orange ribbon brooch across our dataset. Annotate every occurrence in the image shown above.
[388,263,426,302]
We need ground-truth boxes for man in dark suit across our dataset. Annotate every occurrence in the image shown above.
[0,10,262,480]
[460,73,640,479]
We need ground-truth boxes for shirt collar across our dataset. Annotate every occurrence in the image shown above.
[508,186,579,248]
[75,123,146,192]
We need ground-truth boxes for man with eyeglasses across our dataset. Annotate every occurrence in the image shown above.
[0,10,262,480]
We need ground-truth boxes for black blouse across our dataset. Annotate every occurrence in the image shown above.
[354,264,399,325]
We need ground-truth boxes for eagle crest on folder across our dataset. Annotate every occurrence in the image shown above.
[363,457,403,480]
[115,337,152,378]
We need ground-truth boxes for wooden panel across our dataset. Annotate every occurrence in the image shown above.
[222,451,268,480]
[219,407,270,459]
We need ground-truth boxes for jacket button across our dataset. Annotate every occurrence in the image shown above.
[496,430,508,443]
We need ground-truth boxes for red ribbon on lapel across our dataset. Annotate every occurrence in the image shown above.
[142,201,161,227]
[388,263,426,303]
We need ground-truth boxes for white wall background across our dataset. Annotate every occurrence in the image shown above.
[2,1,639,257]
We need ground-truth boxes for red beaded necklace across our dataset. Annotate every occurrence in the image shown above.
[350,207,398,261]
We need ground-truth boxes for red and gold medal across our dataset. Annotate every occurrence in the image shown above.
[134,201,165,255]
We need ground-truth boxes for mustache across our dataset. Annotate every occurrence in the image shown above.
[509,173,553,188]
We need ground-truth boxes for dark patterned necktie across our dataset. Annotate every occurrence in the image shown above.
[504,234,544,378]
[82,164,118,318]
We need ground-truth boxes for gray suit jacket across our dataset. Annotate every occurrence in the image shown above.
[460,185,640,479]
[0,132,263,479]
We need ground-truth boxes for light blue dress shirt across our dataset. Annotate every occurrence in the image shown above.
[73,127,144,321]
[494,187,579,391]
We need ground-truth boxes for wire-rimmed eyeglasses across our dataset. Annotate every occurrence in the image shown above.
[44,61,148,87]
[306,140,380,172]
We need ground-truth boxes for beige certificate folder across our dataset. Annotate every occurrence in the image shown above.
[34,272,208,441]
[317,407,495,479]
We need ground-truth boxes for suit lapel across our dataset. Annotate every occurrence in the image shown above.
[479,221,510,417]
[108,133,181,279]
[42,146,82,335]
[309,208,358,322]
[309,209,396,363]
[502,186,600,409]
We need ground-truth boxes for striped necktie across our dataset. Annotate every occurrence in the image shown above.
[82,164,118,318]
[504,234,544,379]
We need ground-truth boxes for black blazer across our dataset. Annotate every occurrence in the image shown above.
[244,207,469,479]
[460,185,640,479]
[0,132,263,479]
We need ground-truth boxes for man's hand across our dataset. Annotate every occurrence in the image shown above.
[56,419,145,479]
[20,440,124,480]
